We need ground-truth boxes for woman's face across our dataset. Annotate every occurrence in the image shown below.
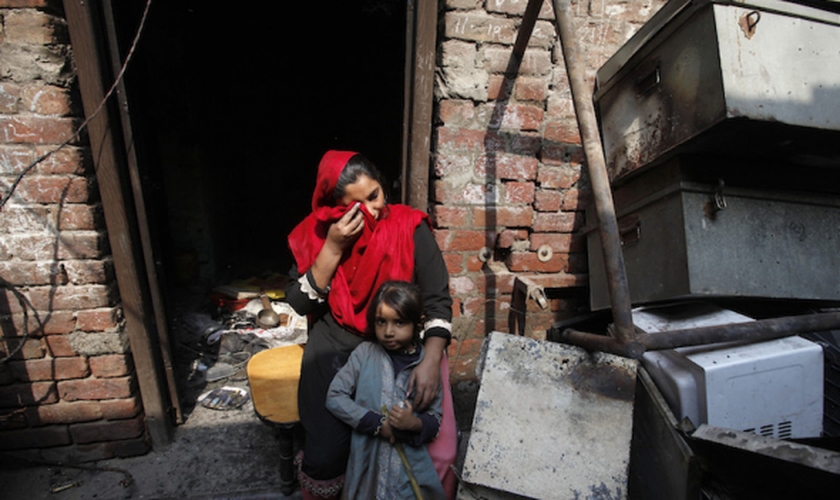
[373,302,415,351]
[340,174,385,220]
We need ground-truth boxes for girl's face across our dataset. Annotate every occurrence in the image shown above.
[373,302,415,351]
[340,174,386,220]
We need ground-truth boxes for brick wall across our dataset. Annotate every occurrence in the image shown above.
[436,0,665,384]
[0,0,148,461]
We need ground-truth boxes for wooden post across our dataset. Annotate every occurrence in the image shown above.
[62,0,173,448]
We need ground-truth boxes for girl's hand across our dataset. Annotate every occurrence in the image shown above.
[380,419,395,443]
[326,202,363,252]
[388,401,421,432]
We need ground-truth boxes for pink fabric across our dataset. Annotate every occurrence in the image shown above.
[428,355,458,499]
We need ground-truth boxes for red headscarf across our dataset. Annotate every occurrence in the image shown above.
[288,150,429,336]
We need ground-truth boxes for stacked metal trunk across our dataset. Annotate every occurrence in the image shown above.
[588,0,840,311]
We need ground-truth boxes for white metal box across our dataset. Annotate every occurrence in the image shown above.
[635,302,824,439]
[594,0,840,183]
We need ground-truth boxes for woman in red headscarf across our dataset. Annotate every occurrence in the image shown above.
[286,151,457,500]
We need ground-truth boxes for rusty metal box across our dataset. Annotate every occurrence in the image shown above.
[594,0,840,183]
[586,157,840,310]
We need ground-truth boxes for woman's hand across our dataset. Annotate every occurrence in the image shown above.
[407,336,445,411]
[325,202,364,253]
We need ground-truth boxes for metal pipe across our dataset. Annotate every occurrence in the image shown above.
[551,0,635,342]
[557,311,840,359]
[640,311,840,351]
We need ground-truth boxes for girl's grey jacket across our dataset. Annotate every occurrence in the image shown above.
[326,341,446,500]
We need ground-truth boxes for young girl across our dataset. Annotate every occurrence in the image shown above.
[326,281,446,500]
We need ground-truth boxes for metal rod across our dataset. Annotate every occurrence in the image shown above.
[640,311,840,351]
[551,0,635,342]
[557,311,840,359]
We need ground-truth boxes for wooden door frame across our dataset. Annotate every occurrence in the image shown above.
[63,0,175,448]
[402,0,437,213]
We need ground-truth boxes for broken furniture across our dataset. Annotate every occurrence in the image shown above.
[247,344,304,496]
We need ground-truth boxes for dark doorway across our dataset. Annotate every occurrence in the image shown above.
[113,0,407,285]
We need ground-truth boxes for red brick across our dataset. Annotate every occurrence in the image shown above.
[487,74,507,101]
[0,381,57,409]
[541,143,586,166]
[476,271,516,295]
[2,232,107,261]
[0,116,78,144]
[19,83,72,116]
[484,103,543,131]
[474,206,534,228]
[436,126,488,153]
[497,229,529,249]
[432,205,470,228]
[0,145,35,175]
[99,396,141,420]
[506,251,569,272]
[76,307,119,332]
[433,180,491,205]
[544,120,582,145]
[442,252,464,275]
[14,175,92,203]
[0,336,46,360]
[461,296,486,317]
[46,334,77,357]
[438,99,476,127]
[0,425,70,450]
[450,297,462,319]
[561,188,587,211]
[62,259,113,285]
[3,9,68,45]
[28,400,101,424]
[533,211,579,232]
[465,254,485,272]
[0,311,76,337]
[434,229,489,252]
[537,165,582,189]
[503,181,535,204]
[0,261,68,287]
[514,76,549,102]
[23,284,115,311]
[444,12,517,44]
[534,190,562,212]
[475,153,538,180]
[89,354,131,378]
[486,0,555,18]
[8,356,88,381]
[0,82,20,113]
[530,232,573,252]
[58,204,100,230]
[483,47,552,76]
[69,414,145,444]
[58,376,134,401]
[34,145,88,175]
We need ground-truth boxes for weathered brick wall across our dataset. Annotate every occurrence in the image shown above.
[436,0,666,380]
[0,0,147,461]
